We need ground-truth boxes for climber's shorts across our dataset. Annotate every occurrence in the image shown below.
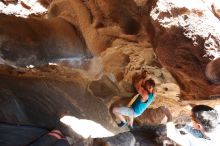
[115,107,140,118]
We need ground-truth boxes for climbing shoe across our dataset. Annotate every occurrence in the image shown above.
[128,125,134,130]
[117,121,127,128]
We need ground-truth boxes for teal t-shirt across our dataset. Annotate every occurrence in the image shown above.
[131,93,155,115]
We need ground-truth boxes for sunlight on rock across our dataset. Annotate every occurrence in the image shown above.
[0,0,47,18]
[48,63,57,66]
[60,116,114,138]
[151,0,220,59]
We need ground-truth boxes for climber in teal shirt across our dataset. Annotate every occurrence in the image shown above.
[131,93,155,116]
[113,77,156,128]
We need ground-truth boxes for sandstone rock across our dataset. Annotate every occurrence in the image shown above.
[0,0,46,17]
[136,106,172,125]
[89,75,120,101]
[151,0,220,99]
[0,66,121,135]
[1,0,220,144]
[0,0,17,5]
[206,57,220,84]
[0,14,88,67]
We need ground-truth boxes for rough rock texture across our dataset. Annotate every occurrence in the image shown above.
[136,106,172,125]
[151,0,220,99]
[0,13,88,67]
[0,0,46,17]
[206,58,220,84]
[1,0,220,145]
[47,0,154,54]
[0,66,120,135]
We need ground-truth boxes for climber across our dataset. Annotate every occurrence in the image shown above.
[112,78,156,128]
[166,105,220,146]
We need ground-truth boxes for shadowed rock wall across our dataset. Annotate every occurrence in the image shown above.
[0,13,88,67]
[0,66,119,134]
[0,0,220,145]
[151,0,220,99]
